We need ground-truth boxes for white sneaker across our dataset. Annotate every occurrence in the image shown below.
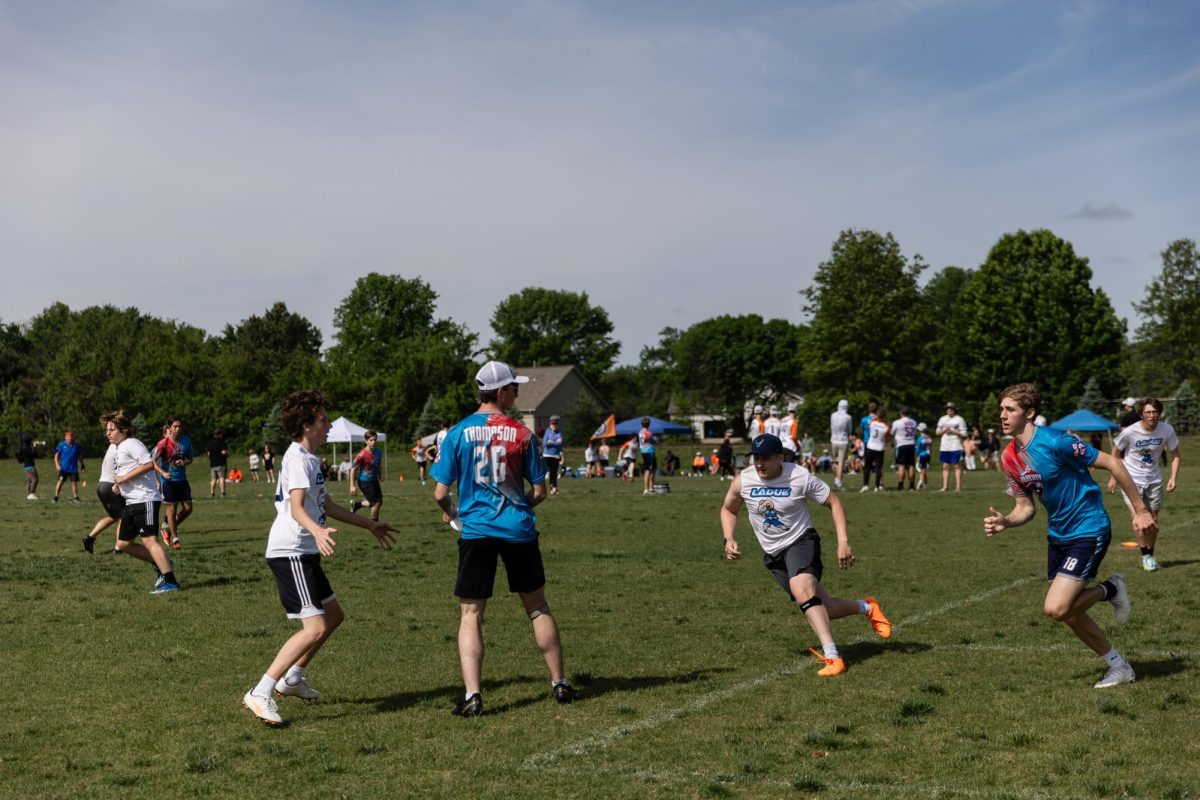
[859,486,870,493]
[275,675,320,700]
[874,486,883,492]
[1108,574,1130,625]
[1142,555,1161,572]
[243,691,283,725]
[26,493,37,501]
[1093,663,1135,689]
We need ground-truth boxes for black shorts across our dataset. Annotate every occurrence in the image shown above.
[641,453,657,472]
[763,531,823,599]
[119,500,160,542]
[918,454,931,469]
[864,449,885,474]
[162,480,192,503]
[895,445,916,467]
[267,554,336,619]
[97,481,125,518]
[455,537,546,599]
[357,479,383,505]
[59,470,79,482]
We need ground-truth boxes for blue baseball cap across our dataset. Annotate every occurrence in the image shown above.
[749,433,784,456]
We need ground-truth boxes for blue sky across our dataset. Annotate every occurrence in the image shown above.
[2,0,1197,362]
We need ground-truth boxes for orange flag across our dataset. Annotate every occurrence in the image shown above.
[590,414,616,441]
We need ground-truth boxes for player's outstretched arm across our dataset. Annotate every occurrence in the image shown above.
[1167,447,1181,492]
[984,494,1035,537]
[290,489,338,556]
[720,475,744,561]
[821,492,854,569]
[1093,451,1157,538]
[326,500,397,548]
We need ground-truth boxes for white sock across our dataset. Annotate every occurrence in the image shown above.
[254,673,276,697]
[857,599,871,615]
[1103,649,1128,668]
[822,642,840,659]
[285,665,306,685]
[552,679,569,688]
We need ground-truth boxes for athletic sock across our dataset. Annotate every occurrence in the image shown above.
[1103,649,1128,668]
[162,571,178,585]
[285,665,306,685]
[822,642,840,659]
[552,679,569,689]
[255,673,277,697]
[857,599,871,615]
[1098,579,1118,600]
[1140,547,1152,556]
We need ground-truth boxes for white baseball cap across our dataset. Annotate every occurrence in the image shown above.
[769,405,779,415]
[786,403,797,412]
[1122,397,1136,407]
[753,404,764,414]
[475,361,530,391]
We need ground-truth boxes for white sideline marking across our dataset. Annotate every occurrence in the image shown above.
[545,764,1096,800]
[526,574,1039,766]
[937,642,1199,659]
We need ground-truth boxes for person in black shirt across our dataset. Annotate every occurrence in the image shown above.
[1118,397,1140,430]
[17,432,39,500]
[208,429,229,497]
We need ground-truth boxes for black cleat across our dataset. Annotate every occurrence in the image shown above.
[82,536,95,554]
[553,683,578,704]
[452,693,483,717]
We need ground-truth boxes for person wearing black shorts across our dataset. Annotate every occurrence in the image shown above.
[349,431,384,521]
[241,391,397,727]
[431,361,577,717]
[83,427,126,554]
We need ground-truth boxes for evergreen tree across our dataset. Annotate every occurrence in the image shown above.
[1078,377,1107,416]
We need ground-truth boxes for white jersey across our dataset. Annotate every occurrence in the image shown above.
[830,411,853,445]
[937,414,968,452]
[266,442,327,558]
[114,437,161,502]
[764,416,782,438]
[738,462,830,556]
[891,417,917,447]
[100,443,118,483]
[249,453,261,470]
[435,429,449,450]
[749,417,765,439]
[781,416,799,452]
[1113,421,1178,486]
[866,418,889,452]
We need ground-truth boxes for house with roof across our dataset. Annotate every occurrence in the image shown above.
[511,366,607,433]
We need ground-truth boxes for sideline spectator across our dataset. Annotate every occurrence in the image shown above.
[208,428,229,498]
[17,432,38,500]
[53,430,85,504]
[829,400,853,490]
[936,402,968,492]
[542,417,564,495]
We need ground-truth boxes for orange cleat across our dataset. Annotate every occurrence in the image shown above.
[865,597,891,639]
[808,647,846,676]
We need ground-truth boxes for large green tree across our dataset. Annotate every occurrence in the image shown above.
[800,229,932,423]
[326,273,477,439]
[488,288,620,382]
[1128,238,1200,394]
[952,229,1125,420]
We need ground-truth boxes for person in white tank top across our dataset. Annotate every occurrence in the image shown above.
[720,433,893,677]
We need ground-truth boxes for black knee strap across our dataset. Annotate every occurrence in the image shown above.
[798,596,823,612]
[528,603,550,620]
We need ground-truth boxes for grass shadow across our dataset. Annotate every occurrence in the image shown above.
[1157,558,1200,569]
[1131,655,1190,681]
[356,675,545,714]
[833,639,933,666]
[568,667,734,701]
[184,575,261,590]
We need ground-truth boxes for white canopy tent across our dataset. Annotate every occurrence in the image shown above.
[326,416,388,480]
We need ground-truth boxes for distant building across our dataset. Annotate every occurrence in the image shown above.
[512,366,607,433]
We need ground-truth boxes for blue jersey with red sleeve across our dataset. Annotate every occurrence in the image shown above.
[430,412,547,542]
[1001,426,1110,541]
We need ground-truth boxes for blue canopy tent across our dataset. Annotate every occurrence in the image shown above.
[613,416,693,436]
[1048,409,1120,432]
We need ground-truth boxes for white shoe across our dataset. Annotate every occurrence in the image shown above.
[1108,573,1130,625]
[1142,555,1161,572]
[874,486,883,492]
[243,691,283,725]
[275,675,320,700]
[1093,663,1135,689]
[26,493,37,500]
[859,486,870,493]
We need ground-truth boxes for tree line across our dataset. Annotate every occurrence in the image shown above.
[2,228,1195,457]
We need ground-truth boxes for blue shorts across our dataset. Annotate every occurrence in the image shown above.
[1047,532,1110,582]
[939,451,963,465]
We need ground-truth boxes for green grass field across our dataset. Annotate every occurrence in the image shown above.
[2,443,1199,800]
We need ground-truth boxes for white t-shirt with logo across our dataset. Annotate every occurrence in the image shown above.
[830,411,853,445]
[937,414,968,452]
[266,442,327,558]
[1113,421,1179,487]
[867,419,889,452]
[114,437,162,503]
[891,417,917,447]
[738,462,830,556]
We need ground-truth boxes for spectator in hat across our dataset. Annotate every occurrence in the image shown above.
[1118,397,1140,430]
[936,402,968,492]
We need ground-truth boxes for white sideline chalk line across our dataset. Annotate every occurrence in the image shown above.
[526,574,1039,766]
[549,763,1097,800]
